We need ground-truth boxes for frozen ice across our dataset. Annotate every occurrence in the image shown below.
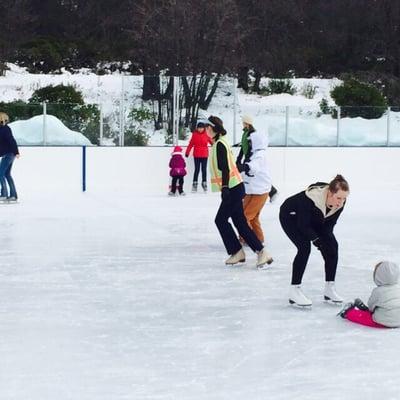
[0,184,399,399]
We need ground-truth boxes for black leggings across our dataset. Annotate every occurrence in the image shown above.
[215,183,263,255]
[279,212,338,285]
[193,157,208,183]
[171,176,184,193]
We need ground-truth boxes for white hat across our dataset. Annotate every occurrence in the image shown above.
[241,115,253,125]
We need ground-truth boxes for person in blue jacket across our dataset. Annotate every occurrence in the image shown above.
[0,112,20,202]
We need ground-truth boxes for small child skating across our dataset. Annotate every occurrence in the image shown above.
[339,261,400,328]
[168,146,187,196]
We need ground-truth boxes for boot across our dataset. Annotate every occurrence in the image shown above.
[201,181,208,192]
[324,281,343,304]
[289,285,312,307]
[191,182,198,193]
[256,248,273,268]
[354,298,369,311]
[168,191,176,197]
[337,302,355,318]
[225,248,246,265]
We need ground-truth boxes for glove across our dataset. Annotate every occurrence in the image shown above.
[221,186,230,202]
[354,298,369,311]
[243,163,251,176]
[236,162,244,172]
[185,154,189,158]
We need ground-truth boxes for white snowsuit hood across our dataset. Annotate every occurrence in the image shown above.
[368,261,400,327]
[242,130,272,195]
[374,261,399,286]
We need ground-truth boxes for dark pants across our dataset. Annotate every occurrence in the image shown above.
[215,183,263,255]
[171,176,184,194]
[193,157,208,183]
[279,211,338,285]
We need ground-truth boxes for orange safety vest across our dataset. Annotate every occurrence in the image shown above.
[210,136,242,192]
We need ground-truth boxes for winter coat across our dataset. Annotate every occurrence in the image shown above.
[236,126,256,164]
[0,125,19,157]
[185,130,212,158]
[241,130,272,195]
[280,183,345,241]
[368,261,400,328]
[169,153,187,177]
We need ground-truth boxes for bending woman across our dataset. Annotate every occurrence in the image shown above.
[279,175,349,306]
[204,115,273,268]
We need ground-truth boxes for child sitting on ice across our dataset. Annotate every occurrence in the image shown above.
[339,261,400,328]
[168,146,187,196]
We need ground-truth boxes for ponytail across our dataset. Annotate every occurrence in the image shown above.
[328,174,349,193]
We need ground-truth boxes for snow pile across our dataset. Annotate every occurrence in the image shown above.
[10,115,92,146]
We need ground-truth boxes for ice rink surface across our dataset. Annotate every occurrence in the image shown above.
[1,188,400,400]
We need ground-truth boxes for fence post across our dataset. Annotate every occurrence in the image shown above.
[233,78,238,145]
[119,75,125,146]
[336,106,341,147]
[82,146,86,192]
[285,106,289,146]
[42,101,47,145]
[387,106,391,146]
[172,76,180,146]
[99,103,104,146]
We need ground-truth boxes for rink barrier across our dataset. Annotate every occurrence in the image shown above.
[13,146,400,195]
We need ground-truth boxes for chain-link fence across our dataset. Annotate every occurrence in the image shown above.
[3,76,400,147]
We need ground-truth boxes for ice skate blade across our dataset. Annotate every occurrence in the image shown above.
[289,299,312,308]
[257,258,273,268]
[225,259,246,266]
[324,296,343,305]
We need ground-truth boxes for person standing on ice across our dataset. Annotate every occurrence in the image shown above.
[279,175,349,307]
[236,115,278,202]
[168,146,187,196]
[339,261,400,328]
[0,112,19,203]
[204,115,273,268]
[237,121,272,246]
[185,121,213,192]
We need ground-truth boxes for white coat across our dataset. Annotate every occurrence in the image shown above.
[368,261,400,328]
[242,130,272,195]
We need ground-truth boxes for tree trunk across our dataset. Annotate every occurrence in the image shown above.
[142,75,160,101]
[253,70,261,93]
[237,66,249,91]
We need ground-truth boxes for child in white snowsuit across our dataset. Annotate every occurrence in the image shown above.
[339,261,400,328]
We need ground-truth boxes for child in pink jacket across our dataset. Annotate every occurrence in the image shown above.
[168,146,187,196]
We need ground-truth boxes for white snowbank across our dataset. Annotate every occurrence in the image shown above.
[10,115,92,146]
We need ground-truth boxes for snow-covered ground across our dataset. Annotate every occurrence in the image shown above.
[1,64,399,147]
[1,147,400,399]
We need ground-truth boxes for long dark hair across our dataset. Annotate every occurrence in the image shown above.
[328,174,349,193]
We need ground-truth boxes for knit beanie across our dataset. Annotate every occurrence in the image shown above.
[242,115,253,125]
[173,146,182,153]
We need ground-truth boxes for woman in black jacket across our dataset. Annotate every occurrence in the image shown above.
[0,112,20,202]
[280,175,349,307]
